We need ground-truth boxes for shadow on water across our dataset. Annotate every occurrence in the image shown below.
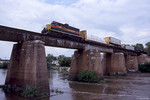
[0,69,150,100]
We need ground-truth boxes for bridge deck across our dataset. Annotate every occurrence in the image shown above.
[0,25,139,55]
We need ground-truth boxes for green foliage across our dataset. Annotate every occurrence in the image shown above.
[16,87,23,95]
[59,57,72,67]
[145,42,150,56]
[46,54,56,68]
[46,54,72,68]
[2,85,12,93]
[58,55,65,60]
[138,63,150,73]
[2,84,41,98]
[21,87,40,98]
[51,66,59,70]
[77,70,99,83]
[51,66,69,71]
[133,43,144,51]
[0,62,9,69]
[20,84,40,98]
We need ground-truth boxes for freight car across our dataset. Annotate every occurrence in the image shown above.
[104,37,121,46]
[87,34,105,44]
[125,45,134,50]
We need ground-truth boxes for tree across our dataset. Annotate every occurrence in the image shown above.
[133,43,144,51]
[58,57,72,67]
[58,55,65,60]
[0,62,9,69]
[145,42,150,56]
[46,54,56,68]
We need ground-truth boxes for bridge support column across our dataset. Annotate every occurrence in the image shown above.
[69,49,103,80]
[5,40,49,94]
[106,53,127,75]
[137,54,150,64]
[125,55,138,71]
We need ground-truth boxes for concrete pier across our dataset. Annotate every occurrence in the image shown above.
[125,55,138,71]
[69,49,103,79]
[137,54,150,64]
[5,40,49,94]
[106,53,127,75]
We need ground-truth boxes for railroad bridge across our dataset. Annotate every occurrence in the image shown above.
[0,25,146,94]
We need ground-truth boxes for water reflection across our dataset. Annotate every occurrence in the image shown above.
[2,69,7,75]
[0,69,7,85]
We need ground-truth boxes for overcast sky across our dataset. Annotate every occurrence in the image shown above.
[0,0,150,59]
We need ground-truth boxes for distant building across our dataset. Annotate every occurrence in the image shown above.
[52,60,59,66]
[0,58,9,64]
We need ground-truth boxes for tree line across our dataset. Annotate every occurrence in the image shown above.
[46,54,72,68]
[123,42,150,56]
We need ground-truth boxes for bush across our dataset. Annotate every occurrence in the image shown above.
[59,57,72,67]
[2,84,41,98]
[0,62,9,69]
[77,70,99,83]
[21,84,40,98]
[138,63,150,73]
[2,85,12,93]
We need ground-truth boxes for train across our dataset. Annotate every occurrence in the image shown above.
[41,21,135,50]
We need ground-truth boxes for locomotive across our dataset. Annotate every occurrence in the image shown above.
[41,21,87,41]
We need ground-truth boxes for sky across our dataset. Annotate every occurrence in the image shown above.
[0,0,150,59]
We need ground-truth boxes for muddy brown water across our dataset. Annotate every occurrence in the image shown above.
[0,69,150,100]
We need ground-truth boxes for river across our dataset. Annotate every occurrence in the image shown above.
[0,69,150,100]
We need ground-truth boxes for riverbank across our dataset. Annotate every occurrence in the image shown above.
[50,66,70,71]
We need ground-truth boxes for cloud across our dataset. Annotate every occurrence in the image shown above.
[45,47,75,57]
[0,0,150,58]
[0,41,15,59]
[119,25,150,45]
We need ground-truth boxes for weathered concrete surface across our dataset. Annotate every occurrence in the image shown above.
[69,50,103,79]
[85,45,113,53]
[5,40,49,94]
[125,55,138,71]
[106,53,127,75]
[137,54,150,64]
